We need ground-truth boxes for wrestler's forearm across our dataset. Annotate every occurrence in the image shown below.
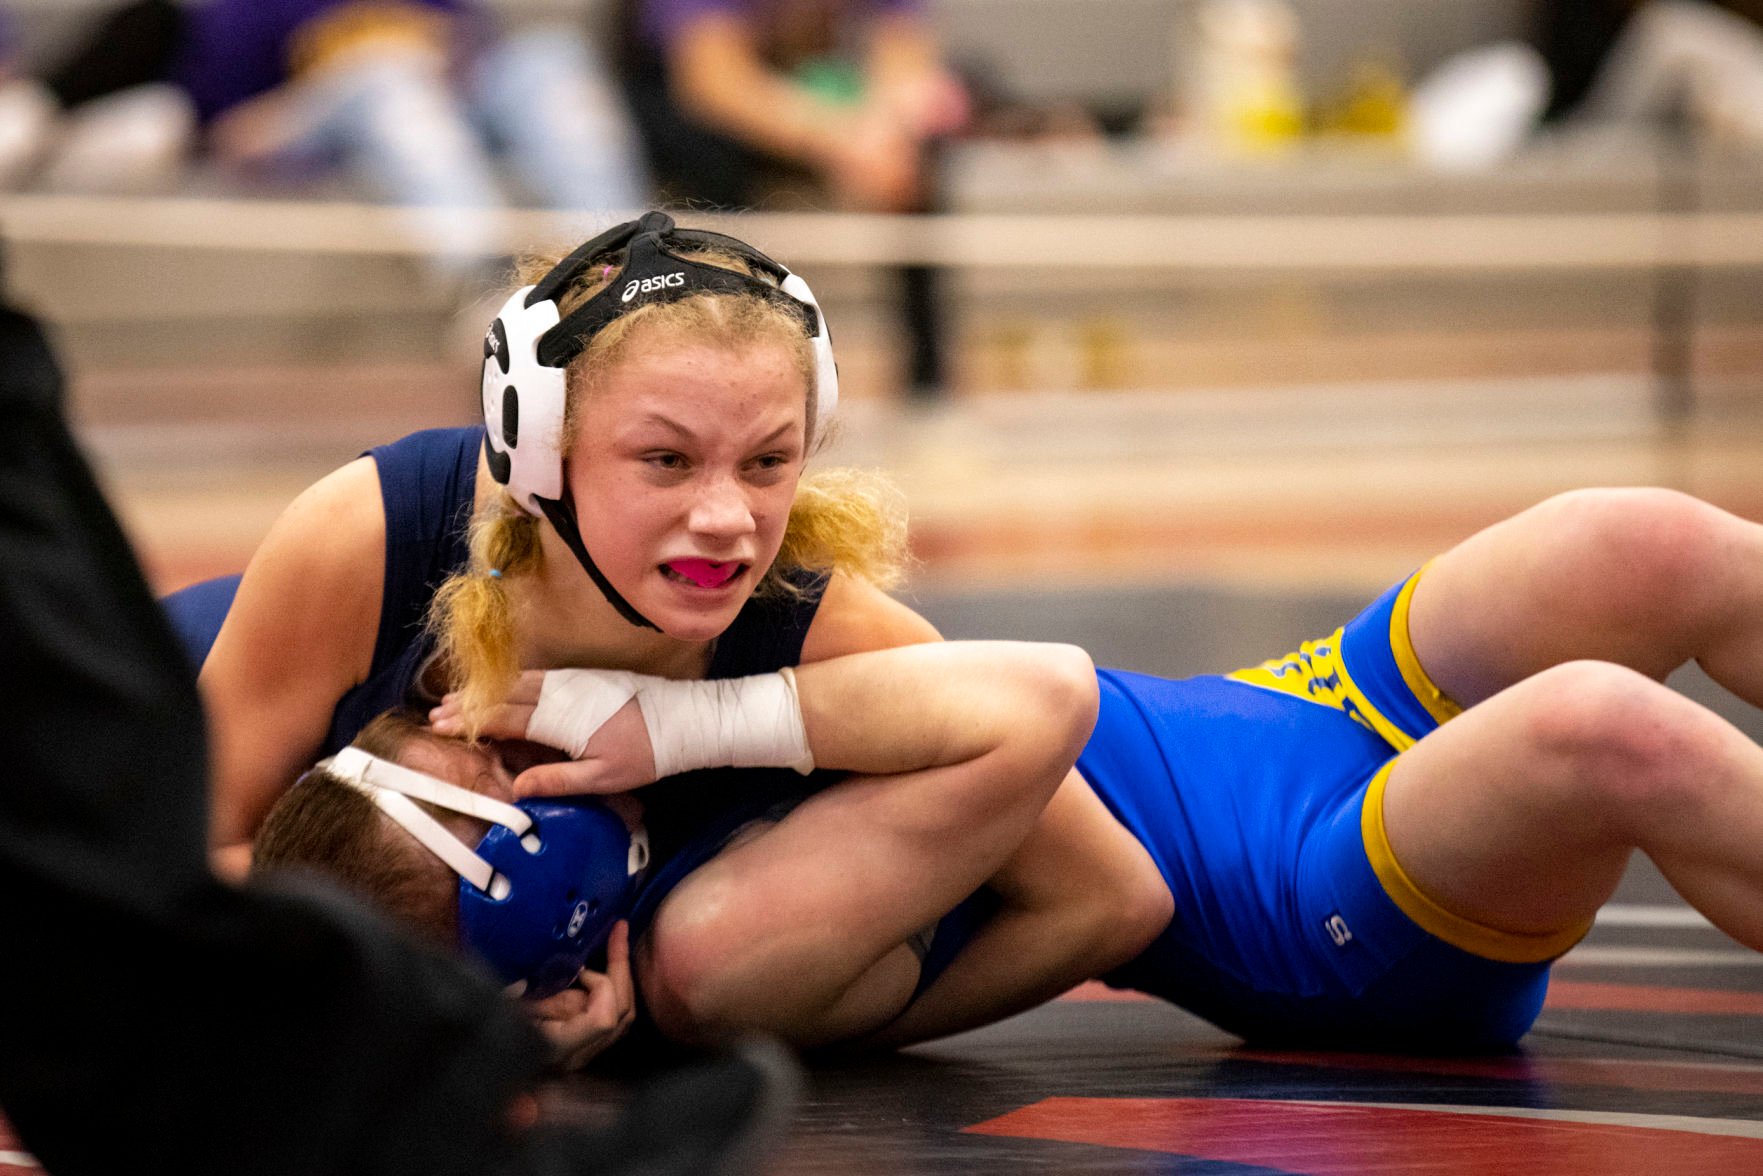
[792,641,1098,777]
[468,642,1098,796]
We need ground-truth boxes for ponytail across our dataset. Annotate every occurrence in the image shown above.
[427,494,544,737]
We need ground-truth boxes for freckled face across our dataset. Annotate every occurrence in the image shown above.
[564,336,809,641]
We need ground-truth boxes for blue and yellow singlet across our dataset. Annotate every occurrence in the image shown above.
[1067,574,1578,1049]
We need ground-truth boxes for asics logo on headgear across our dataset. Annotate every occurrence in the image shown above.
[567,900,592,938]
[485,331,500,354]
[622,272,686,302]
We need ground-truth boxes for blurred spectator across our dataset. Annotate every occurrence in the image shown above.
[1546,0,1763,147]
[32,0,649,280]
[30,0,195,193]
[0,6,57,189]
[1411,0,1763,170]
[613,0,969,394]
[614,0,966,210]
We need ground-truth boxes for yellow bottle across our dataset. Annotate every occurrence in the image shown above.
[1187,0,1306,155]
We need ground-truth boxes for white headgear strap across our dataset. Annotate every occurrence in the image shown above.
[779,272,839,428]
[322,746,538,900]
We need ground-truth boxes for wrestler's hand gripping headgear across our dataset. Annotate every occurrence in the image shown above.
[480,210,840,631]
[323,746,650,999]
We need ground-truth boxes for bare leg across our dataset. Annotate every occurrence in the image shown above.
[1383,660,1763,953]
[1409,487,1763,708]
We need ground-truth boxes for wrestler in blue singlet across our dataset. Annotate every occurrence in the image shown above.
[939,573,1582,1052]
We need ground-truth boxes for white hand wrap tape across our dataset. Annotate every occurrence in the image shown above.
[525,669,641,758]
[634,667,814,779]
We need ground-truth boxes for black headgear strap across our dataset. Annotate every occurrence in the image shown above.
[530,211,819,368]
[535,495,655,630]
[521,211,817,632]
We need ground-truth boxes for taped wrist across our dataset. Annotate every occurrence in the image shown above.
[526,669,641,758]
[634,667,814,779]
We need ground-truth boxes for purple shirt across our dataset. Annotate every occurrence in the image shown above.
[171,0,472,123]
[636,0,920,56]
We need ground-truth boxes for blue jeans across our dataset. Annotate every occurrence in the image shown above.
[273,28,647,277]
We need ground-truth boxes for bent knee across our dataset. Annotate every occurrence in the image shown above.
[1513,660,1722,821]
[637,879,765,1044]
[638,915,744,1045]
[1529,488,1727,617]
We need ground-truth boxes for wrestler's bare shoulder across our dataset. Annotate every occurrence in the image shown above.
[801,572,941,663]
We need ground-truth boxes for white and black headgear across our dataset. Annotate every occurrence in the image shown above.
[481,211,839,631]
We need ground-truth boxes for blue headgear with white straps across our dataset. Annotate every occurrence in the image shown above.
[480,210,839,631]
[324,747,649,999]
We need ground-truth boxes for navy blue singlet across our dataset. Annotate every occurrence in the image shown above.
[160,425,481,749]
[164,426,985,1003]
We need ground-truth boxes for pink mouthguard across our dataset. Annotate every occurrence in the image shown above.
[667,559,741,588]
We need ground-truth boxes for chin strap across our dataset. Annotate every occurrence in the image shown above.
[536,494,660,632]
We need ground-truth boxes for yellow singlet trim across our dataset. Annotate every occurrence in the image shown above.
[1361,761,1592,964]
[1326,636,1417,754]
[1389,567,1464,728]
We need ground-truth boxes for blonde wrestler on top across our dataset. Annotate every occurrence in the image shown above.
[186,211,1763,1065]
[168,210,1163,1063]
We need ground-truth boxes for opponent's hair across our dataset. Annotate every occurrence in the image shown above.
[251,711,475,946]
[429,244,909,736]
